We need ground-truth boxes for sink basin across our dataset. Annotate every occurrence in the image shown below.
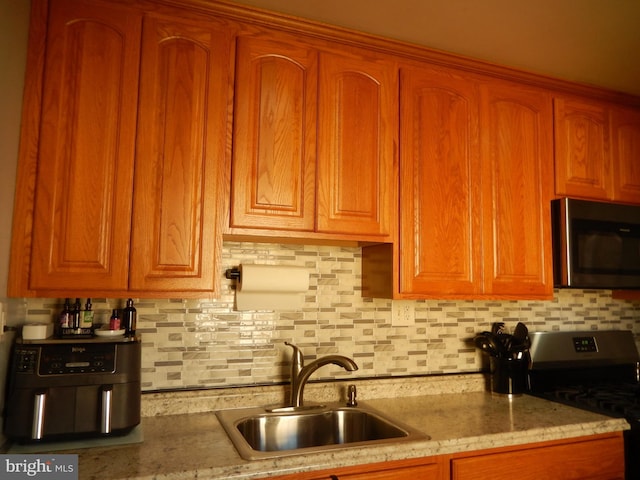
[216,403,429,460]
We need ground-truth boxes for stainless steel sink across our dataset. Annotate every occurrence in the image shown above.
[216,403,429,460]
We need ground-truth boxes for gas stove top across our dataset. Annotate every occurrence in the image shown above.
[527,330,640,478]
[552,383,640,418]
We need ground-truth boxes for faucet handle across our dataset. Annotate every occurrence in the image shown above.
[346,384,358,407]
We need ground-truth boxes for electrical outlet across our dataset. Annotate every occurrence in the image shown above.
[391,300,415,326]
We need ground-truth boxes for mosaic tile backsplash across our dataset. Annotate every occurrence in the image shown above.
[6,241,640,391]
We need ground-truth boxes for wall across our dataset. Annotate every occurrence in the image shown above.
[6,241,640,391]
[0,0,29,296]
[0,0,31,443]
[231,0,640,96]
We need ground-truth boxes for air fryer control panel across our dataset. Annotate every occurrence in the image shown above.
[14,343,116,375]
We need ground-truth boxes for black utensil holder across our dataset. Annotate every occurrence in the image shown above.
[490,356,527,396]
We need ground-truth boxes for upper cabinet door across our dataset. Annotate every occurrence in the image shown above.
[554,96,611,200]
[316,50,398,237]
[611,106,640,204]
[230,34,318,231]
[399,65,482,295]
[29,0,142,291]
[129,14,232,292]
[480,81,554,297]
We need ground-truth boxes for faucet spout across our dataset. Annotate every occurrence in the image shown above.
[284,343,358,408]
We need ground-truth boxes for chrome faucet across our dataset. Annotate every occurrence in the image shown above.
[285,342,358,408]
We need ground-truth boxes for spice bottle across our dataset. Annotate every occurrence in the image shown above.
[72,298,82,329]
[122,298,137,337]
[82,298,94,328]
[59,298,71,329]
[109,309,121,330]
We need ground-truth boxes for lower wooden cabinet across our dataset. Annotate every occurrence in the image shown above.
[265,432,624,480]
[451,433,625,480]
[267,456,448,480]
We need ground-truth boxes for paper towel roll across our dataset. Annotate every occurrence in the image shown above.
[235,264,309,311]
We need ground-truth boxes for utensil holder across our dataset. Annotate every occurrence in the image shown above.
[490,356,527,396]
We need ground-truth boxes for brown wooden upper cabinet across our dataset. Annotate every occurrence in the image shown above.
[228,33,398,242]
[8,0,230,297]
[372,65,553,299]
[12,0,142,295]
[398,65,482,296]
[479,80,554,298]
[9,0,640,300]
[611,105,640,204]
[554,96,640,204]
[128,13,231,293]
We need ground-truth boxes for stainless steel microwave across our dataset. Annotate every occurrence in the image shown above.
[552,198,640,289]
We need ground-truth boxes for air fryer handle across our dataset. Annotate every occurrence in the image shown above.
[101,385,113,434]
[32,390,47,440]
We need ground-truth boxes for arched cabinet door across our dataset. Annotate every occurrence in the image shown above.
[479,81,554,297]
[129,14,233,293]
[316,50,398,238]
[553,96,611,200]
[611,106,640,204]
[29,0,142,291]
[230,33,318,232]
[399,65,482,296]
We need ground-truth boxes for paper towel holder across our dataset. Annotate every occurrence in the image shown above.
[225,267,241,280]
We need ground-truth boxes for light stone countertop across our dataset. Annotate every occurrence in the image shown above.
[11,375,632,479]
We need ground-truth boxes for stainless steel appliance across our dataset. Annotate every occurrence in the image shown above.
[552,198,640,289]
[528,330,640,478]
[4,336,141,443]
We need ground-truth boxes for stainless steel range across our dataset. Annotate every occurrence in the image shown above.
[528,330,640,478]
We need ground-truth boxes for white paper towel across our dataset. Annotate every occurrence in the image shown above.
[235,264,309,311]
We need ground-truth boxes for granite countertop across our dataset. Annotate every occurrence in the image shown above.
[70,385,628,479]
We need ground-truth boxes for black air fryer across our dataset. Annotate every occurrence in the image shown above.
[4,336,141,443]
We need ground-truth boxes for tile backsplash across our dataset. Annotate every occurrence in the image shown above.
[6,241,640,391]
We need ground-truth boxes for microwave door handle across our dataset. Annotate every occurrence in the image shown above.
[32,390,47,440]
[101,385,113,434]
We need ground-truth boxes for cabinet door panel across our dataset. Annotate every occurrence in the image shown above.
[268,456,448,480]
[612,106,640,204]
[452,435,624,480]
[399,66,481,295]
[481,83,553,296]
[316,51,397,237]
[337,463,444,479]
[554,97,611,200]
[30,0,141,290]
[129,14,231,292]
[230,35,317,231]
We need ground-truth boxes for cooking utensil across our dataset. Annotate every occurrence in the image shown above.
[512,322,528,346]
[491,322,506,336]
[474,334,500,357]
